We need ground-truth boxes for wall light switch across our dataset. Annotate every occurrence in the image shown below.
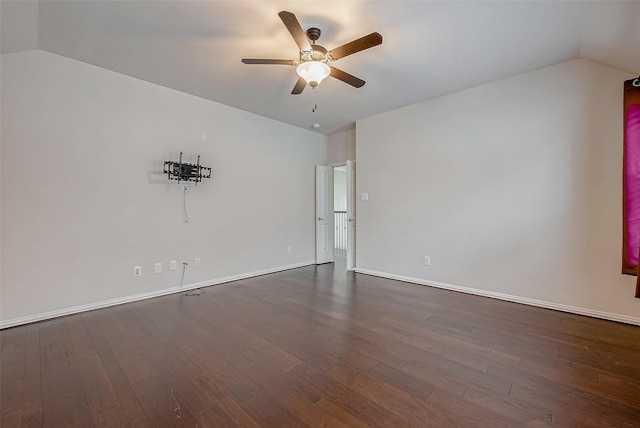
[361,192,369,201]
[134,266,142,277]
[154,263,162,274]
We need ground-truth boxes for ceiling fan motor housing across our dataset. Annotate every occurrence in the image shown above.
[300,45,329,64]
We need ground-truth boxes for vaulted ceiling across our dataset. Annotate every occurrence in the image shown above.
[2,1,639,135]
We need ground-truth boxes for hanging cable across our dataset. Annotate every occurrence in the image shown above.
[181,184,189,223]
[179,261,201,296]
[179,262,187,293]
[633,76,640,88]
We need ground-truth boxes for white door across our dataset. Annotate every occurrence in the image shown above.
[346,161,356,270]
[315,165,334,264]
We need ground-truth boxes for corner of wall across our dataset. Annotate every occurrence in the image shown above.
[327,129,356,164]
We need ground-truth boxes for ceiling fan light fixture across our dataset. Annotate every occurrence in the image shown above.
[296,61,330,87]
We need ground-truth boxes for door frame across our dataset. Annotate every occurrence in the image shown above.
[345,160,356,271]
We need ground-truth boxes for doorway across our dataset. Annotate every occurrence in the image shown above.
[315,161,356,270]
[334,166,348,267]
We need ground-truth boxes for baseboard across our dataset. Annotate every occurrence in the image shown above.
[0,261,315,329]
[354,268,640,327]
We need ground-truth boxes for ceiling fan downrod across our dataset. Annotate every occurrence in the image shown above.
[306,27,321,45]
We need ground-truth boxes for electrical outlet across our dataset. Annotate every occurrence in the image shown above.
[424,256,431,266]
[134,266,142,276]
[194,257,201,267]
[154,263,162,274]
[170,260,177,271]
[287,246,292,253]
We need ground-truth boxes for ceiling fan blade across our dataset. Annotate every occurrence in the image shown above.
[278,11,311,52]
[329,32,383,60]
[330,67,365,88]
[241,59,296,65]
[291,77,306,94]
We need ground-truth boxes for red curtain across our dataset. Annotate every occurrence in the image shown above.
[622,78,640,298]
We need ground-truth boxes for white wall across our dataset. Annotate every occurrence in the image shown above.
[327,129,355,165]
[1,50,326,327]
[356,59,640,324]
[0,0,39,54]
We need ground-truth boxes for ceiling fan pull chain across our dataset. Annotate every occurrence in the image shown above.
[312,87,318,112]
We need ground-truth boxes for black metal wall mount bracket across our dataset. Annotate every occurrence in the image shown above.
[163,152,211,183]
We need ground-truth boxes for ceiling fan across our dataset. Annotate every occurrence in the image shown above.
[242,11,383,95]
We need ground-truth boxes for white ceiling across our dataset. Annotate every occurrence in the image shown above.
[2,1,639,135]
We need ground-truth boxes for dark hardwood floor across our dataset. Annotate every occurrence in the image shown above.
[2,260,640,427]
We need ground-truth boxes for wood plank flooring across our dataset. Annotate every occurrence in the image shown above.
[2,262,640,427]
